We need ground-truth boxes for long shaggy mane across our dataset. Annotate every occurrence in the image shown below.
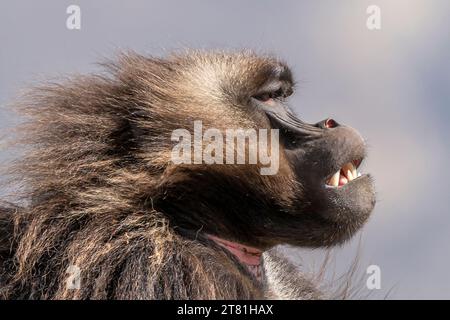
[0,52,264,299]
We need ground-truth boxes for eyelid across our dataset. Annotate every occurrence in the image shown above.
[254,80,293,101]
[258,81,283,95]
[253,88,287,102]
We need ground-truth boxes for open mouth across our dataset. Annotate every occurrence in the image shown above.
[326,159,363,188]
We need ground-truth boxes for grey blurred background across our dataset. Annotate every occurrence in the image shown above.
[1,0,449,299]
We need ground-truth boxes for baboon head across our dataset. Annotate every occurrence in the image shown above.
[100,51,376,250]
[16,51,376,255]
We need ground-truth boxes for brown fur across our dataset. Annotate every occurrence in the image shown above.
[0,51,374,299]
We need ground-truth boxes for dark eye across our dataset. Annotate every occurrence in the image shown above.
[253,88,285,103]
[254,92,272,102]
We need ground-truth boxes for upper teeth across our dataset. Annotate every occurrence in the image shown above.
[327,162,362,187]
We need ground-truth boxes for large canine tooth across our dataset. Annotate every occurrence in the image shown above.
[346,170,354,181]
[329,170,340,187]
[342,162,355,181]
[339,175,348,186]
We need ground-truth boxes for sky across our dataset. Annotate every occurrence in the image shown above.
[1,0,449,299]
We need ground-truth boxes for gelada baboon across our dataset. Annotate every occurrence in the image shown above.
[0,51,375,299]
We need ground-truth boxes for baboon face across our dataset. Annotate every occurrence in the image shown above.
[126,52,376,249]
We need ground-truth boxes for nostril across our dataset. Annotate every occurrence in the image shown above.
[325,118,338,129]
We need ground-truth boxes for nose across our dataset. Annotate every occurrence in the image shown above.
[316,118,339,129]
